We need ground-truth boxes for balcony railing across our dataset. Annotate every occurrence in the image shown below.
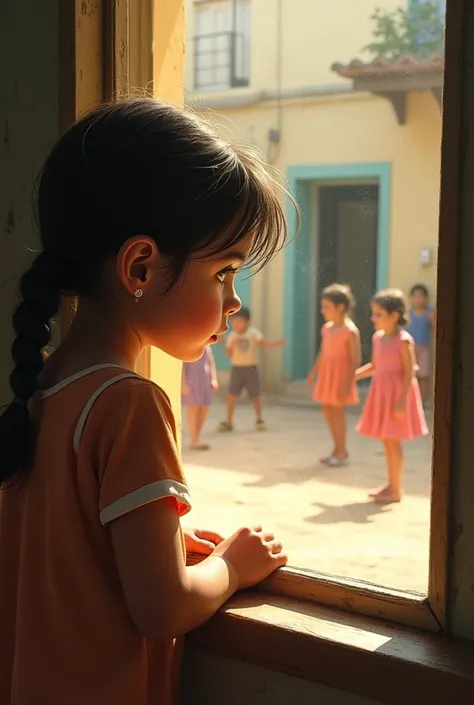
[193,31,249,91]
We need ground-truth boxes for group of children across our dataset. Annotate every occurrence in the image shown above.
[308,282,433,505]
[183,283,434,505]
[182,306,285,448]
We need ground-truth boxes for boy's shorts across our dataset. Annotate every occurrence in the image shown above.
[229,365,261,398]
[415,344,431,379]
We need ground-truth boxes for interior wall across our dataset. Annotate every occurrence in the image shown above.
[0,0,60,405]
[182,650,384,705]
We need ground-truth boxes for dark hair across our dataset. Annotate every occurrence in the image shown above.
[321,283,355,314]
[0,99,290,486]
[372,288,409,326]
[233,306,251,321]
[410,283,429,299]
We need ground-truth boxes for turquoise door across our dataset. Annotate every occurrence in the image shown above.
[214,271,251,370]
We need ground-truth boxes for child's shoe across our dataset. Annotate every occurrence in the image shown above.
[217,421,233,432]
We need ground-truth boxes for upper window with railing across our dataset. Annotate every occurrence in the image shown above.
[193,0,251,92]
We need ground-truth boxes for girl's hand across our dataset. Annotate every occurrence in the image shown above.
[184,528,225,555]
[306,372,315,387]
[210,525,287,590]
[341,381,351,400]
[394,399,406,419]
[211,379,219,391]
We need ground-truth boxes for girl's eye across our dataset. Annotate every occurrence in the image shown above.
[216,266,238,283]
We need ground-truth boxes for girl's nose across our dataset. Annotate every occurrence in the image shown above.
[225,291,242,317]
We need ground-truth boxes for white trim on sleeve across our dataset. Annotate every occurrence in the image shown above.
[73,373,139,453]
[100,479,191,525]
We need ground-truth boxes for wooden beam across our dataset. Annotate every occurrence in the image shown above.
[352,71,443,95]
[375,91,407,125]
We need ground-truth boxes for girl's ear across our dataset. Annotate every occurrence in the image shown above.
[116,235,162,296]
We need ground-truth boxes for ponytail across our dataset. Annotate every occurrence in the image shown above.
[0,253,63,486]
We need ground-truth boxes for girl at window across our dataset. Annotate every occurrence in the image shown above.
[0,99,289,705]
[182,345,218,450]
[307,283,361,467]
[356,289,428,504]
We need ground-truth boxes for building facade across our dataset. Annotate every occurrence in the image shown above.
[185,0,444,391]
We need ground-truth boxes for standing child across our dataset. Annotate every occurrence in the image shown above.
[356,289,428,504]
[0,99,288,705]
[182,346,218,450]
[406,283,436,405]
[218,307,285,432]
[307,284,361,467]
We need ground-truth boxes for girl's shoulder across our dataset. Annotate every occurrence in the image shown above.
[399,329,414,345]
[372,330,384,342]
[345,319,360,335]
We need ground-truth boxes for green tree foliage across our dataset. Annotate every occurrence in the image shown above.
[364,2,444,61]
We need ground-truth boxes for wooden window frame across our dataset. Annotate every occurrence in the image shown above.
[70,0,461,635]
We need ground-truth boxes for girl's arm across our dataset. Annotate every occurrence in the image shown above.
[208,347,218,388]
[348,328,362,376]
[181,363,190,395]
[355,363,374,380]
[100,384,286,645]
[307,354,320,379]
[225,333,235,359]
[307,326,326,384]
[396,339,415,410]
[430,307,437,338]
[355,341,376,381]
[342,328,362,395]
[110,500,286,643]
[259,338,286,349]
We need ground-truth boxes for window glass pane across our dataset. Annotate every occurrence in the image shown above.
[193,0,250,90]
[184,0,446,594]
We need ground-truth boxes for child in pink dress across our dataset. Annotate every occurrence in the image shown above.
[356,289,428,504]
[307,284,361,466]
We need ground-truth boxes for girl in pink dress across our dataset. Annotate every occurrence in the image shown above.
[307,284,361,467]
[356,289,428,504]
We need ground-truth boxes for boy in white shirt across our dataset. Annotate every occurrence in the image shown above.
[218,307,286,432]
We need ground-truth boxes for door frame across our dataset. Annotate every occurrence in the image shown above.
[284,162,391,381]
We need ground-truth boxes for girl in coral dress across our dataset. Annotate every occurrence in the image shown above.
[307,284,361,466]
[356,289,428,504]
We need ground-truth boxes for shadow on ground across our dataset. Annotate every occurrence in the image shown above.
[182,400,432,497]
[305,500,392,525]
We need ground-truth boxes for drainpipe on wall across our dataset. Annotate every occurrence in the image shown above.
[260,0,284,394]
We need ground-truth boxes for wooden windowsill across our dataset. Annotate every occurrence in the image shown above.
[186,555,440,631]
[186,592,474,705]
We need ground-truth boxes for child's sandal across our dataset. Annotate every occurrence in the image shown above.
[327,457,348,467]
[217,421,233,432]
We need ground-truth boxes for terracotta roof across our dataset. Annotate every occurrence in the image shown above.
[332,52,444,79]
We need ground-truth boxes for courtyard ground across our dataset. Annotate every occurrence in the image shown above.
[182,398,432,594]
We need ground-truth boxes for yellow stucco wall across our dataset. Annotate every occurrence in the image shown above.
[148,0,186,416]
[197,90,442,388]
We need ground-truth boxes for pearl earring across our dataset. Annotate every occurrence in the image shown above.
[134,288,143,303]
